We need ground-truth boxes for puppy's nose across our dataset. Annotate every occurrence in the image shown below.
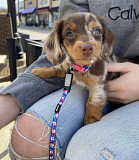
[81,44,94,55]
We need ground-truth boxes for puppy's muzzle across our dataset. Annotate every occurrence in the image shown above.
[81,44,94,55]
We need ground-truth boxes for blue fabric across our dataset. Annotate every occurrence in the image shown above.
[26,83,89,159]
[22,6,36,14]
[8,83,139,160]
[49,89,69,159]
[65,101,139,160]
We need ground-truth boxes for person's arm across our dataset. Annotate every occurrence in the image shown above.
[0,53,65,111]
[106,62,139,104]
[59,0,90,19]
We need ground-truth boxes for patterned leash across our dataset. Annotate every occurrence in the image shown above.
[49,64,91,160]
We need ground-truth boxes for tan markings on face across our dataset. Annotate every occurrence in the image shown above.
[89,22,102,30]
[68,23,76,31]
[84,14,102,42]
[65,40,102,66]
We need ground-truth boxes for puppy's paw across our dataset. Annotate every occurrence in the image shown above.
[84,115,99,125]
[84,108,102,125]
[31,67,51,78]
[31,67,42,76]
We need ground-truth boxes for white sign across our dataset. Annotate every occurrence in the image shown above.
[40,0,48,5]
[19,1,24,12]
[38,0,49,8]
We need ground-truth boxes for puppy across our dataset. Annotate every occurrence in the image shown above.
[31,12,118,125]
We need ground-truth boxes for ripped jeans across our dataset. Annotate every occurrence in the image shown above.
[9,83,139,160]
[9,83,89,160]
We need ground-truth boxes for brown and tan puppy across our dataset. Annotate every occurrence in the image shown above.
[31,12,117,125]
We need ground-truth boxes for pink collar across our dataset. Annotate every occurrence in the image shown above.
[71,64,91,73]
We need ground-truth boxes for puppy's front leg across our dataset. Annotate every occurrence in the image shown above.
[31,60,69,79]
[84,84,107,125]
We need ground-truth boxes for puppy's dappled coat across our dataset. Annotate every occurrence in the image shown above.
[31,13,117,125]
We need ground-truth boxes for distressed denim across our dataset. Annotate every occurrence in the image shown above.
[9,83,139,160]
[9,83,89,159]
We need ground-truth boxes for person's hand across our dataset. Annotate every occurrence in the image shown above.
[106,62,139,104]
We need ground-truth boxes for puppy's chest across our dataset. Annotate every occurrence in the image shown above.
[73,72,87,87]
[73,59,107,87]
[73,71,100,88]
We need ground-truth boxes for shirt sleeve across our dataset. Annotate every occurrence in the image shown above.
[0,53,65,111]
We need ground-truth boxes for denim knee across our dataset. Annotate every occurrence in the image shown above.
[65,101,139,160]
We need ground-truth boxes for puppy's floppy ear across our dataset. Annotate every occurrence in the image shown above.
[43,20,64,65]
[97,16,115,59]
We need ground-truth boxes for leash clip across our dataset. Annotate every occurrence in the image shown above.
[55,104,61,113]
[64,67,73,93]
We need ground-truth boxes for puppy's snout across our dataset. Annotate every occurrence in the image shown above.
[81,44,94,55]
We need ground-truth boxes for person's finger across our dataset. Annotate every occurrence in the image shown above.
[107,91,124,103]
[107,91,120,99]
[108,62,136,73]
[107,98,123,104]
[106,78,122,92]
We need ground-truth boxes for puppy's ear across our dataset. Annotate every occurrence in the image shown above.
[43,20,64,65]
[97,16,115,59]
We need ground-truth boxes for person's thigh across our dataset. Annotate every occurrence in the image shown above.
[65,101,139,160]
[28,83,89,158]
[10,83,89,160]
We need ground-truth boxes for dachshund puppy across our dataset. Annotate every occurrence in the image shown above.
[31,12,117,125]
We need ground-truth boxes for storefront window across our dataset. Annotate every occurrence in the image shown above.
[52,11,59,23]
[38,13,49,27]
[26,13,37,26]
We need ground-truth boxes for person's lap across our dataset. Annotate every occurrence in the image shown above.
[9,83,89,159]
[26,83,89,159]
[9,82,139,159]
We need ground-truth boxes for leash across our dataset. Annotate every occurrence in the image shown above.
[49,67,73,159]
[49,64,91,160]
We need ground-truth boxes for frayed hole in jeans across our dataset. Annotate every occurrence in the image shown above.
[10,112,61,160]
[10,142,49,160]
[15,113,50,148]
[102,148,116,160]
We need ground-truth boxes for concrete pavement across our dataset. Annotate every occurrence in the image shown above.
[0,55,13,160]
[0,122,14,160]
[0,77,13,160]
[17,25,51,40]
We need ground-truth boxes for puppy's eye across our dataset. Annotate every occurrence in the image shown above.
[66,31,75,38]
[93,29,101,35]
